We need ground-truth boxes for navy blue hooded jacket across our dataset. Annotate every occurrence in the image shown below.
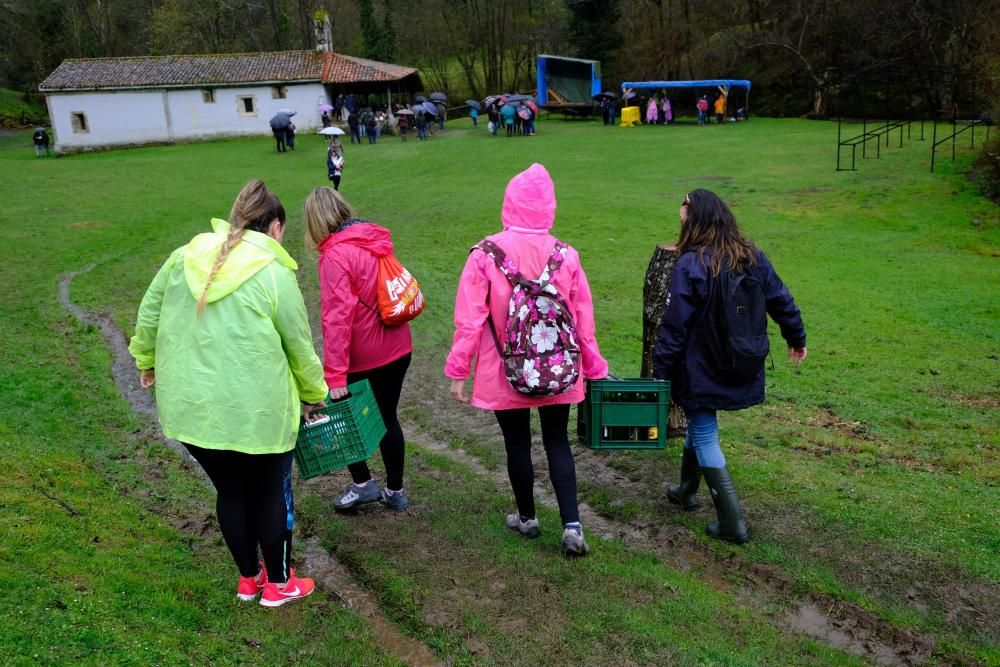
[653,249,806,411]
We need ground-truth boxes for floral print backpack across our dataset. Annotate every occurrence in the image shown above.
[475,239,580,396]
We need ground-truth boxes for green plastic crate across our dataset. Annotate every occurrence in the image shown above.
[294,379,386,479]
[578,377,670,450]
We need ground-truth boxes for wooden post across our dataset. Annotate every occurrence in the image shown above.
[641,243,687,438]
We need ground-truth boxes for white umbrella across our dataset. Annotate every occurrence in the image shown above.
[277,108,297,116]
[318,127,345,136]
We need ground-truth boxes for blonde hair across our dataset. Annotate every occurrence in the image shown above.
[303,186,354,250]
[197,179,286,314]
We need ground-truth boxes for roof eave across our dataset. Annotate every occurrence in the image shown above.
[40,78,323,93]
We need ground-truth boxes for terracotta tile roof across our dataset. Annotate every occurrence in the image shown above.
[322,53,418,84]
[40,51,419,91]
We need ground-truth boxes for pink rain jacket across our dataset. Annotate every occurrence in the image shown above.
[445,163,608,410]
[318,222,413,388]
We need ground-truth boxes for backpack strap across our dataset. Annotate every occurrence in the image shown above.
[474,239,527,287]
[539,241,569,288]
[471,241,512,357]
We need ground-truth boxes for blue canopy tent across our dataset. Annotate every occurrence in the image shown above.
[620,79,752,117]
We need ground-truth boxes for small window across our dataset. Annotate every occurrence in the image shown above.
[237,96,256,116]
[202,89,215,103]
[272,86,287,99]
[71,112,89,133]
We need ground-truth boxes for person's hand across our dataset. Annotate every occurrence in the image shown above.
[329,385,349,400]
[301,400,327,423]
[788,346,808,365]
[449,379,469,403]
[139,368,155,388]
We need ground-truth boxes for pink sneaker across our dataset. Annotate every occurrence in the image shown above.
[259,572,315,608]
[236,564,268,602]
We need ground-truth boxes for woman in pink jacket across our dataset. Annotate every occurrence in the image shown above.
[304,187,413,511]
[446,163,608,556]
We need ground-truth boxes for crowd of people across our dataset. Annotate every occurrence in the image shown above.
[129,162,807,607]
[602,88,748,126]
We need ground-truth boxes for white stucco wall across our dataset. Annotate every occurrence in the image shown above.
[167,83,327,139]
[48,90,169,151]
[47,82,329,152]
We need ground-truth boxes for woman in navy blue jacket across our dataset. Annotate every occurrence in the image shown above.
[653,189,807,544]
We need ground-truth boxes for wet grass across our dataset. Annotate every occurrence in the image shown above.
[1,116,997,664]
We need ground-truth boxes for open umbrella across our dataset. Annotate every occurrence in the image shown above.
[318,126,345,136]
[395,108,415,115]
[269,113,291,130]
[507,94,531,102]
[429,92,448,103]
[465,99,482,111]
[277,108,297,116]
[525,100,539,114]
[421,101,439,115]
[593,91,617,101]
[317,103,334,112]
[414,95,427,103]
[623,91,637,100]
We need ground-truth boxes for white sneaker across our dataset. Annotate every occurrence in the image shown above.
[505,512,540,538]
[561,525,589,557]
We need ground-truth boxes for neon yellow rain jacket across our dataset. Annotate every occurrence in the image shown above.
[128,219,328,454]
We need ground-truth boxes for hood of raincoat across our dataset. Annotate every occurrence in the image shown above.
[501,163,557,234]
[317,220,395,257]
[183,218,298,303]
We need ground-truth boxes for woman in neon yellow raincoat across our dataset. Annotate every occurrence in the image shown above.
[129,180,328,607]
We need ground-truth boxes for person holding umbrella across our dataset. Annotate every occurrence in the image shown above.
[416,109,429,141]
[396,109,411,141]
[500,102,517,137]
[33,127,50,157]
[269,114,289,153]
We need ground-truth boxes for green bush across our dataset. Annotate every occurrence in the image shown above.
[973,135,1000,202]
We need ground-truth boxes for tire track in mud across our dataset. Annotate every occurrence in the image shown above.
[399,358,946,666]
[59,266,442,667]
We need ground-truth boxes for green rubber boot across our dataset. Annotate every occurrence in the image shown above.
[701,466,750,544]
[666,446,701,511]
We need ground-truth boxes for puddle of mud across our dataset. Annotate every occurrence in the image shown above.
[404,367,944,667]
[60,266,443,667]
[297,542,442,667]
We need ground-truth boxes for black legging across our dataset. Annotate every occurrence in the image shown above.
[184,444,294,583]
[494,403,580,525]
[346,352,410,490]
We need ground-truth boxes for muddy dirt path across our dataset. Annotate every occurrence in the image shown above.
[59,266,442,667]
[399,354,945,666]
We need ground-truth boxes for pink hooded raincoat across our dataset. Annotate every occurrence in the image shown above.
[445,163,608,410]
[318,222,413,388]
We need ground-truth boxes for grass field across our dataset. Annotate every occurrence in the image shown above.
[1,116,997,665]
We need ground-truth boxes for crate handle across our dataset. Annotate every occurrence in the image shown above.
[303,414,331,428]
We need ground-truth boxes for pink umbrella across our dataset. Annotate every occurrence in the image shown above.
[317,103,334,112]
[526,100,539,114]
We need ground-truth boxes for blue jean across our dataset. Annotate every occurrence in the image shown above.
[683,409,726,468]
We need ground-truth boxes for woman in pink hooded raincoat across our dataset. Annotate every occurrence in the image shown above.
[304,187,414,513]
[446,163,608,556]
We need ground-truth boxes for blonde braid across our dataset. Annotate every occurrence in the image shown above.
[197,226,245,315]
[196,179,272,315]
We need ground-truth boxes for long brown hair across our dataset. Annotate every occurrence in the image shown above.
[676,188,757,276]
[197,179,285,314]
